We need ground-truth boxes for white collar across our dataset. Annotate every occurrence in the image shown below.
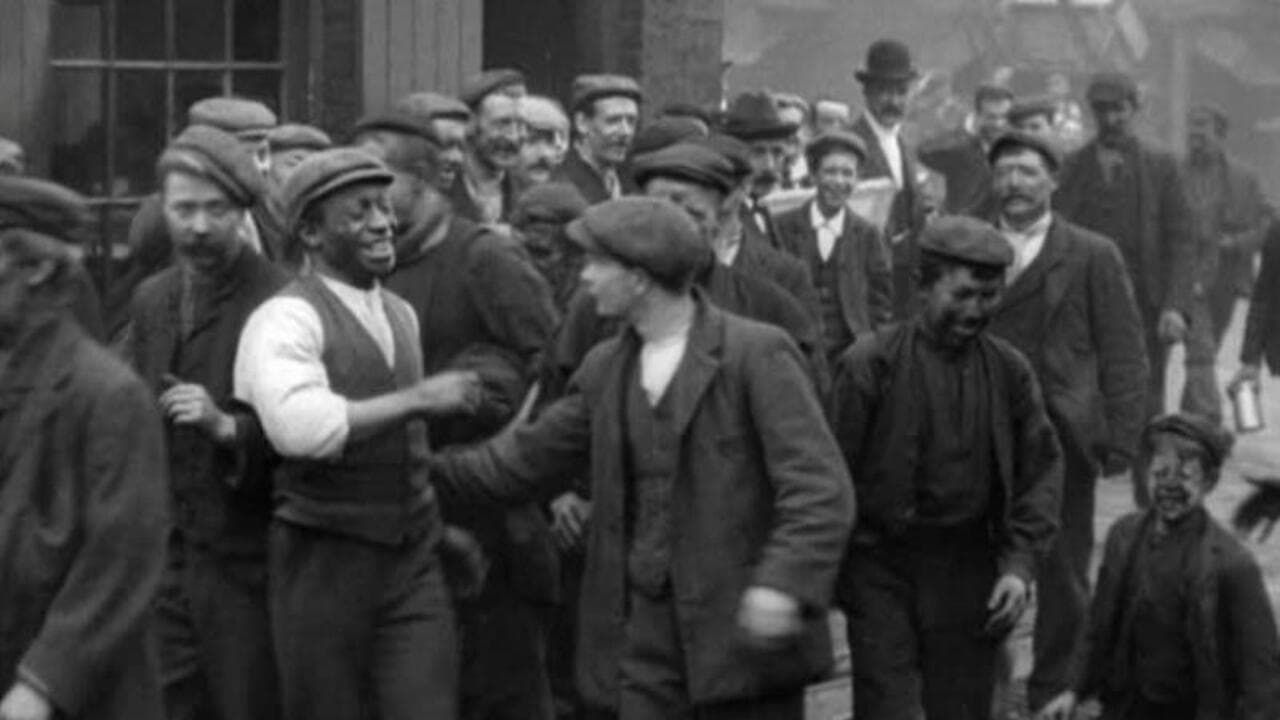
[863,111,901,140]
[810,202,847,234]
[999,211,1053,240]
[318,273,383,306]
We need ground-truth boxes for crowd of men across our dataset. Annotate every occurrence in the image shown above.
[3,34,1280,720]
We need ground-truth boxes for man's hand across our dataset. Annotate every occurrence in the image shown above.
[414,370,482,416]
[0,682,53,720]
[1228,363,1262,394]
[160,375,236,443]
[1035,691,1077,720]
[439,525,489,599]
[985,573,1030,637]
[1157,309,1188,344]
[737,586,803,649]
[549,492,591,552]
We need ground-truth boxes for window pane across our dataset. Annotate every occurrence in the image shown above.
[51,0,105,59]
[234,0,281,61]
[116,0,167,60]
[175,0,228,60]
[49,70,106,196]
[175,71,227,131]
[232,71,282,116]
[115,72,168,197]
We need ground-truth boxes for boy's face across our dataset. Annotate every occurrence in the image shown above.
[1145,432,1212,523]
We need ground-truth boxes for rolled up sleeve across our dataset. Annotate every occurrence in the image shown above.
[233,297,349,459]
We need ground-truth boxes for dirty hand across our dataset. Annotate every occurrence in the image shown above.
[985,573,1030,636]
[415,370,482,415]
[0,682,52,720]
[737,586,802,649]
[549,492,592,551]
[1157,309,1188,344]
[160,375,235,442]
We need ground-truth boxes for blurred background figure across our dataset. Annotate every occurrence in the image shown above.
[0,137,25,176]
[773,92,813,189]
[812,97,853,134]
[395,91,475,193]
[519,95,571,185]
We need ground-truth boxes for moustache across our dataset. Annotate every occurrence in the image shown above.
[486,138,521,157]
[754,170,779,187]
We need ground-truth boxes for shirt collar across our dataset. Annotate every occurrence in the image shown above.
[810,201,846,234]
[864,110,901,141]
[318,273,383,306]
[999,211,1052,240]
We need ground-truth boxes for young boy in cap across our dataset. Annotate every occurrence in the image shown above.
[430,197,854,720]
[125,124,290,720]
[554,74,643,203]
[829,215,1063,720]
[0,176,169,720]
[233,147,482,720]
[1039,414,1280,720]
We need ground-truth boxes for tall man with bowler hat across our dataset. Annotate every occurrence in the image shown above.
[430,196,854,720]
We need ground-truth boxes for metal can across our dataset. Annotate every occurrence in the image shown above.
[1231,379,1265,434]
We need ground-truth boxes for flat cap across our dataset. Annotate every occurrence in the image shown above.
[632,142,738,196]
[918,215,1014,268]
[266,123,333,153]
[520,96,570,133]
[1144,413,1235,472]
[571,74,643,113]
[1086,72,1139,105]
[187,96,278,139]
[630,116,709,158]
[394,91,472,123]
[988,129,1062,172]
[351,111,440,145]
[163,124,265,207]
[805,130,868,171]
[511,182,589,227]
[460,68,527,109]
[1008,95,1057,125]
[0,176,92,243]
[281,148,395,234]
[565,197,708,290]
[698,133,753,184]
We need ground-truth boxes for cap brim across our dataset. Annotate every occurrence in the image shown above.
[564,217,603,255]
[855,70,919,84]
[290,168,395,229]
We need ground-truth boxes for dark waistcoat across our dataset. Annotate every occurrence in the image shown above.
[624,362,680,598]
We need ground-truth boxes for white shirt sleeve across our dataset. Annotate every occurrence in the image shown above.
[233,296,350,459]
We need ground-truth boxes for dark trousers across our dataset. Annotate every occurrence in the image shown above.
[1028,440,1096,710]
[846,525,1000,720]
[1142,312,1171,421]
[156,537,279,720]
[459,574,555,720]
[1104,694,1198,720]
[550,549,587,720]
[582,591,803,720]
[269,521,458,720]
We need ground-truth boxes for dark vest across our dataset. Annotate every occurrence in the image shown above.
[811,253,852,359]
[273,276,441,546]
[624,361,680,598]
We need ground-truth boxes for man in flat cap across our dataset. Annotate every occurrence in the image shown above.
[233,148,481,720]
[122,124,290,720]
[260,123,332,269]
[977,131,1148,715]
[553,74,643,204]
[1009,96,1059,141]
[430,196,854,720]
[774,130,894,366]
[1055,72,1197,427]
[918,83,1014,215]
[395,91,474,192]
[1041,414,1280,720]
[829,215,1063,720]
[512,182,589,311]
[452,70,531,226]
[1179,104,1269,423]
[518,95,571,186]
[628,116,708,161]
[0,176,168,720]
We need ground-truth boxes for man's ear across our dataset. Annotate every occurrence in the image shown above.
[23,255,61,290]
[298,219,322,251]
[573,111,591,139]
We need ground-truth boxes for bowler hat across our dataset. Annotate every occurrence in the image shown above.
[0,176,92,243]
[565,197,708,291]
[281,148,394,234]
[721,92,797,142]
[855,39,919,84]
[187,96,278,140]
[459,68,527,109]
[918,216,1013,268]
[804,130,868,173]
[988,130,1062,173]
[631,142,738,196]
[571,74,643,114]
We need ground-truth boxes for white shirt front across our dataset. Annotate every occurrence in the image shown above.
[233,274,419,460]
[999,212,1052,283]
[810,202,847,262]
[639,325,691,406]
[864,111,905,188]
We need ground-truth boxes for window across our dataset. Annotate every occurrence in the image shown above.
[47,0,288,286]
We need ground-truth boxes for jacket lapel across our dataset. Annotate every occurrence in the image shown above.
[998,217,1069,311]
[0,316,78,481]
[663,298,724,438]
[852,116,892,181]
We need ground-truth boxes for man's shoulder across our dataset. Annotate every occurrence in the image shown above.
[67,330,150,405]
[1050,215,1122,256]
[131,265,181,308]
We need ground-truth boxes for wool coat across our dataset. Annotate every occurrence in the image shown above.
[1241,221,1280,373]
[430,298,854,708]
[0,314,169,719]
[734,218,822,322]
[551,147,636,206]
[1082,510,1280,720]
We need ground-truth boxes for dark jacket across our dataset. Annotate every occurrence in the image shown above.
[829,323,1063,583]
[551,146,636,206]
[917,129,992,215]
[1241,220,1280,373]
[774,200,895,342]
[430,298,855,707]
[734,218,822,322]
[125,247,288,556]
[1182,152,1268,292]
[987,215,1149,464]
[0,315,168,720]
[1082,511,1280,720]
[446,169,529,224]
[1055,138,1197,317]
